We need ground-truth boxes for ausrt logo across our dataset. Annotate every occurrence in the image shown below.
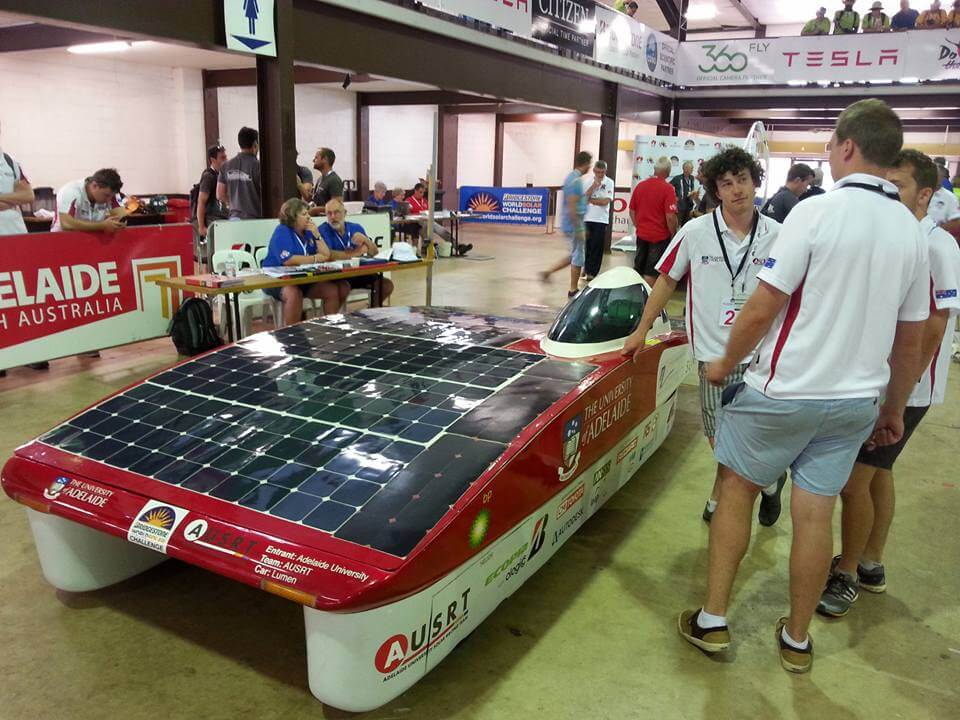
[782,49,899,68]
[374,589,471,675]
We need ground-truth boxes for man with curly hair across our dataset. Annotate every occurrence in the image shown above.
[623,147,784,526]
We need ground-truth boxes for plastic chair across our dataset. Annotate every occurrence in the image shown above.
[250,246,320,326]
[210,249,273,337]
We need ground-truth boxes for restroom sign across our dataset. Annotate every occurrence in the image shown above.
[224,0,277,57]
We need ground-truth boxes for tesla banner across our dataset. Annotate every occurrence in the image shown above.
[0,225,193,369]
[459,187,550,225]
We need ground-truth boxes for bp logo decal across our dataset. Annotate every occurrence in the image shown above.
[645,33,658,72]
[469,509,491,548]
[698,44,748,73]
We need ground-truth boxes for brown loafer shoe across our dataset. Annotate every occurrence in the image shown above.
[678,609,730,653]
[776,617,813,673]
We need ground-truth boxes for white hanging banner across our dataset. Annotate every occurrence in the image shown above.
[440,0,531,37]
[224,0,277,57]
[594,6,678,86]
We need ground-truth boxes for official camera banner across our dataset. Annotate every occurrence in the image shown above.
[677,30,960,86]
[0,225,193,369]
[460,187,550,225]
[594,5,678,85]
[531,0,596,56]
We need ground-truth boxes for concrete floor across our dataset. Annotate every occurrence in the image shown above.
[0,225,957,719]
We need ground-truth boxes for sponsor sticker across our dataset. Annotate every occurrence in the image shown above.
[127,500,188,554]
[42,476,113,508]
[557,483,585,520]
[764,257,777,269]
[935,288,958,300]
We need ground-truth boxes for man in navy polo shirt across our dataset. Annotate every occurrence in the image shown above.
[318,198,394,307]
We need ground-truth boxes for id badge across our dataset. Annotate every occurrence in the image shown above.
[719,296,746,327]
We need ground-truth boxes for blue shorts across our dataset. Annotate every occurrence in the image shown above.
[714,385,879,497]
[566,228,585,268]
[263,282,319,301]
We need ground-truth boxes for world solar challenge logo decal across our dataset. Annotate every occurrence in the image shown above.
[127,499,188,554]
[467,192,500,214]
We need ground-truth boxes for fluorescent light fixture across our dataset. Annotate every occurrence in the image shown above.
[787,80,806,87]
[899,76,920,84]
[686,4,718,21]
[582,119,603,127]
[67,41,131,54]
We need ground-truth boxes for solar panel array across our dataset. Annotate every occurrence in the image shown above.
[38,308,595,557]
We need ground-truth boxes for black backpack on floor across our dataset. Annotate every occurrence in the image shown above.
[168,298,223,356]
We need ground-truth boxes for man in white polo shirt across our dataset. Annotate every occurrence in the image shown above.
[582,159,615,281]
[676,99,929,674]
[0,129,34,237]
[818,149,960,618]
[52,168,126,233]
[623,146,785,526]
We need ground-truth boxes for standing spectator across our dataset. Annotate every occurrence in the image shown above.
[615,1,639,17]
[917,0,948,25]
[953,175,960,201]
[217,127,261,220]
[834,0,861,32]
[934,156,953,190]
[0,128,34,237]
[799,167,827,201]
[195,144,228,241]
[862,2,892,30]
[802,7,832,34]
[949,0,960,26]
[296,150,314,202]
[623,147,785,527]
[678,99,928,675]
[540,151,592,297]
[670,161,698,226]
[928,165,960,242]
[52,169,126,233]
[629,157,678,287]
[761,164,814,223]
[891,0,919,27]
[308,147,343,216]
[691,168,718,218]
[818,149,960,619]
[582,160,615,281]
[0,126,35,376]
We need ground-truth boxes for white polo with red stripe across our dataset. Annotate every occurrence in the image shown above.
[0,148,27,235]
[745,173,930,400]
[908,216,960,407]
[656,208,780,362]
[51,178,119,232]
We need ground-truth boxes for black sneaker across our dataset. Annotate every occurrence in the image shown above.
[0,369,5,377]
[857,563,886,594]
[758,473,787,526]
[457,243,473,256]
[27,361,50,370]
[702,501,715,524]
[817,571,859,617]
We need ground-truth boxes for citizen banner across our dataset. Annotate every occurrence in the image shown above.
[0,225,193,369]
[531,0,596,56]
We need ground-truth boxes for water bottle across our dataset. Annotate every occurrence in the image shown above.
[223,255,237,277]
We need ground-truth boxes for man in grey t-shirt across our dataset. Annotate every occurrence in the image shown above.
[309,147,344,216]
[761,163,814,224]
[217,126,262,220]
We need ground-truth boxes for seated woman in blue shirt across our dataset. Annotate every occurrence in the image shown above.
[261,197,350,325]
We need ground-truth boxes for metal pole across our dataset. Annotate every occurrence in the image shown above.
[426,110,439,260]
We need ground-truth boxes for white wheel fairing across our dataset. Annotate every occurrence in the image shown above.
[302,392,680,712]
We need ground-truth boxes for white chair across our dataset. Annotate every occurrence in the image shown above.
[211,249,273,337]
[250,246,321,327]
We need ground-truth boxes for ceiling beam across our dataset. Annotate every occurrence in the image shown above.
[729,0,763,33]
[358,91,492,106]
[203,66,372,88]
[699,108,960,120]
[0,22,118,51]
[677,92,960,111]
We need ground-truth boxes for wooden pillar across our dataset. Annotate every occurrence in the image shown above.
[439,107,459,211]
[356,96,370,198]
[493,113,505,187]
[256,0,297,218]
[599,82,621,253]
[201,70,220,156]
[574,121,583,160]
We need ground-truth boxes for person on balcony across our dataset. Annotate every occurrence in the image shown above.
[891,0,919,28]
[917,0,948,25]
[802,7,832,34]
[862,2,892,30]
[834,0,861,32]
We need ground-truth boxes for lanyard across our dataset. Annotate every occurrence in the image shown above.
[713,208,759,294]
[839,181,900,201]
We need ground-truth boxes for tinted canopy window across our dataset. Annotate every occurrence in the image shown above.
[547,284,648,345]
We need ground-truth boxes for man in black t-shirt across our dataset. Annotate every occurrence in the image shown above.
[196,144,228,238]
[309,147,344,216]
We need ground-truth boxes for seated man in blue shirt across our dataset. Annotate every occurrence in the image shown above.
[318,198,394,306]
[262,197,350,325]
